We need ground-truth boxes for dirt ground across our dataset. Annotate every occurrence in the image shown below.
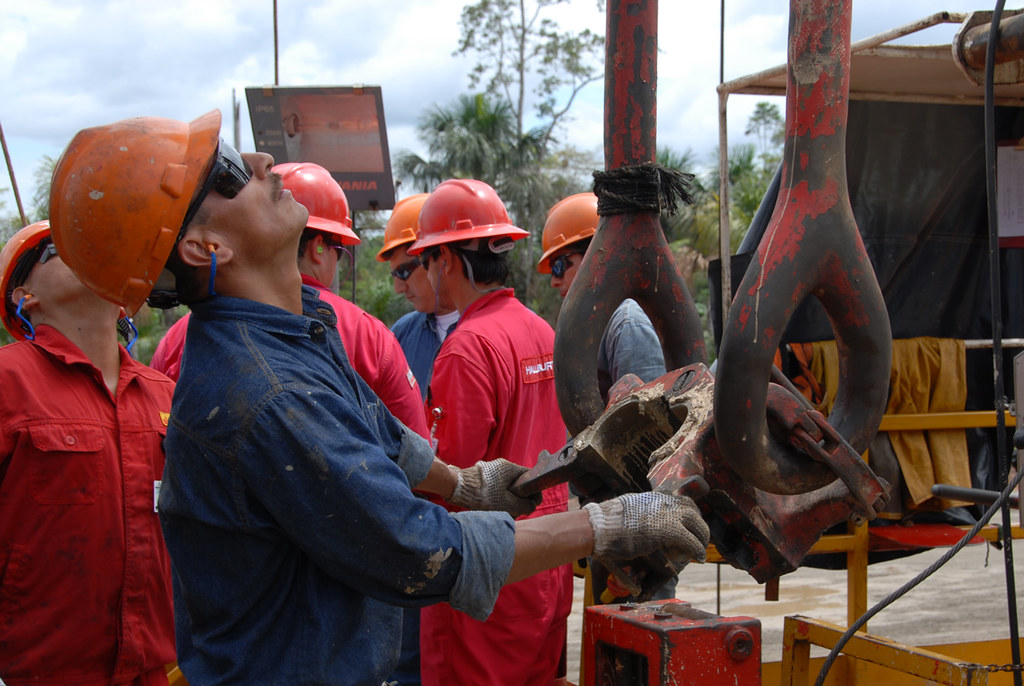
[564,538,1024,683]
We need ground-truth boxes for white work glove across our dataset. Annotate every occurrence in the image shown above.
[448,459,542,518]
[583,492,710,563]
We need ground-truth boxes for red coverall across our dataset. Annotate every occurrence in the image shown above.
[419,288,572,686]
[0,327,176,685]
[151,279,428,439]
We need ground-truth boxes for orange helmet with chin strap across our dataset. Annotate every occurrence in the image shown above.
[49,110,222,314]
[537,192,598,274]
[272,162,359,245]
[376,193,428,261]
[407,179,527,255]
[0,221,53,340]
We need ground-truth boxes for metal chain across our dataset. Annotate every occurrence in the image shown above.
[987,663,1024,672]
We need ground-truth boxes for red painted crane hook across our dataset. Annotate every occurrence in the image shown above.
[554,0,706,436]
[714,0,893,496]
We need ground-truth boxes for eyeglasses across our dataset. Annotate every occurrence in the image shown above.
[390,259,421,281]
[37,242,58,265]
[178,139,253,237]
[323,241,348,260]
[550,253,578,279]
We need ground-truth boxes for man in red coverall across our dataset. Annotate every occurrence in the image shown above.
[151,161,428,440]
[0,221,176,685]
[407,178,573,686]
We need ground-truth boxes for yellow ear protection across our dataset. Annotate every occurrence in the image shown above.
[317,246,324,254]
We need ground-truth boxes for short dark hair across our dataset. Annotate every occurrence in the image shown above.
[453,242,509,285]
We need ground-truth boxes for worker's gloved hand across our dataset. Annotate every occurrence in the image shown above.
[583,492,710,563]
[448,459,542,518]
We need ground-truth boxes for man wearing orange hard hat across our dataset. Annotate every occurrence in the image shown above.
[0,221,175,685]
[377,193,459,397]
[48,111,709,685]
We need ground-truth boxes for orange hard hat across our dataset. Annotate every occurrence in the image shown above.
[537,192,598,273]
[0,220,52,340]
[407,179,527,256]
[49,110,221,314]
[376,193,428,261]
[272,162,359,245]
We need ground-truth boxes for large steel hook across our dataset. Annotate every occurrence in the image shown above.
[554,0,706,436]
[714,0,893,495]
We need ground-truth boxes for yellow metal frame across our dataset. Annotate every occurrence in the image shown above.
[780,615,992,686]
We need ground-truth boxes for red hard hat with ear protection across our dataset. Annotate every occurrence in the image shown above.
[408,179,527,255]
[273,162,360,245]
[0,220,52,340]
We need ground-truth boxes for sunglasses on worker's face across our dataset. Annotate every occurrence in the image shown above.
[550,253,579,279]
[37,241,58,265]
[390,259,421,281]
[178,140,253,236]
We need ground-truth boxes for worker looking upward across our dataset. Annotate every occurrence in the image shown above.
[0,221,176,685]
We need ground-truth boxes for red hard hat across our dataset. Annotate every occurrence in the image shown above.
[0,220,52,340]
[273,162,359,245]
[407,178,527,255]
[538,192,598,273]
[377,193,428,261]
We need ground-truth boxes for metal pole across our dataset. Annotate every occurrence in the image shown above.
[273,0,279,86]
[0,119,28,228]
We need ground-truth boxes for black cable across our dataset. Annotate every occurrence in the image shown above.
[813,463,1024,686]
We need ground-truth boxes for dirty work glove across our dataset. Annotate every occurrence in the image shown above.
[449,459,542,518]
[583,492,710,563]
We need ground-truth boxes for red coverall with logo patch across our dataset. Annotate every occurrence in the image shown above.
[0,327,176,686]
[420,288,572,686]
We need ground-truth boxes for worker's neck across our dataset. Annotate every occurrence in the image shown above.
[217,262,305,315]
[451,280,503,315]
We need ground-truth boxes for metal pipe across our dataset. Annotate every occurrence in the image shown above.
[958,11,1024,70]
[0,119,28,228]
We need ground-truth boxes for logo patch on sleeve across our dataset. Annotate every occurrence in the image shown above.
[521,353,554,383]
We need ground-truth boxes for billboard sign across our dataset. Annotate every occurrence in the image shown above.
[246,85,395,210]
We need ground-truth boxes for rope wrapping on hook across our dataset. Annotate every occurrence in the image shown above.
[593,163,695,217]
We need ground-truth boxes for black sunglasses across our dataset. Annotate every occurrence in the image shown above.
[178,140,253,238]
[37,241,59,265]
[390,259,421,281]
[550,253,578,279]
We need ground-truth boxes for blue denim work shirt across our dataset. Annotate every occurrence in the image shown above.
[391,311,443,401]
[597,298,667,402]
[158,287,515,685]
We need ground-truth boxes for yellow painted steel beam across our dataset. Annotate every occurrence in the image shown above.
[781,615,990,686]
[879,411,1017,431]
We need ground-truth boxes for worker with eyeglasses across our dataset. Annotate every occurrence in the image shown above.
[539,192,676,606]
[48,112,709,685]
[377,193,459,400]
[0,221,176,685]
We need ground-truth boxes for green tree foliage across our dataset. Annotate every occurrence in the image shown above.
[31,155,57,219]
[745,100,785,172]
[455,0,604,149]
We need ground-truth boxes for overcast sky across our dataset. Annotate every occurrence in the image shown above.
[0,0,1013,218]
